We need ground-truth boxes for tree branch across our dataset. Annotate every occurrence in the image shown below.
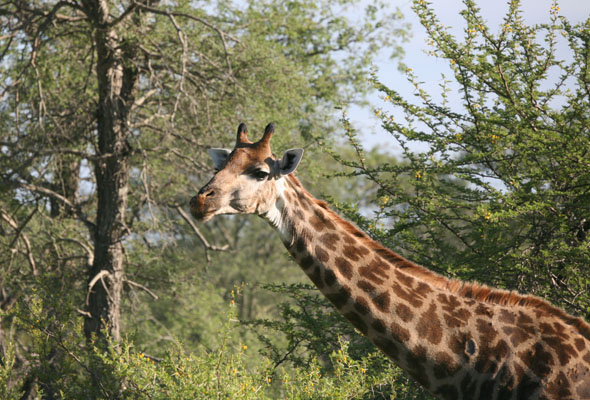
[19,182,96,233]
[174,205,229,261]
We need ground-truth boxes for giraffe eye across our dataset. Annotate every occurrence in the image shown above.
[252,169,269,181]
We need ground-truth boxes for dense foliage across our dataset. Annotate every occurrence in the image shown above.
[0,0,411,397]
[1,0,588,398]
[340,0,590,320]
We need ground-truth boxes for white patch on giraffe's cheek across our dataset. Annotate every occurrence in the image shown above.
[262,178,292,243]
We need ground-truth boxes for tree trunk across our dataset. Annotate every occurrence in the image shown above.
[83,0,138,346]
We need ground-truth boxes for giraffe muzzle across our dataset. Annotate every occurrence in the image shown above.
[190,187,215,220]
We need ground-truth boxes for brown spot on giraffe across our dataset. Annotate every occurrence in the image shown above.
[193,122,590,400]
[371,319,387,334]
[395,303,414,323]
[390,320,411,343]
[546,371,573,399]
[324,269,336,286]
[433,351,459,380]
[300,255,314,270]
[354,296,370,315]
[406,344,430,388]
[292,207,304,220]
[343,245,363,261]
[320,232,340,250]
[503,325,532,347]
[574,337,586,352]
[544,336,577,366]
[315,245,329,263]
[295,237,306,253]
[357,279,376,295]
[373,336,399,360]
[308,265,324,289]
[325,286,351,309]
[474,303,493,317]
[344,311,368,335]
[416,302,443,345]
[310,209,336,231]
[391,282,424,308]
[394,269,415,288]
[334,257,354,280]
[371,291,391,313]
[434,384,459,399]
[358,258,390,285]
[438,293,471,328]
[342,234,356,244]
[460,372,478,399]
[499,308,516,324]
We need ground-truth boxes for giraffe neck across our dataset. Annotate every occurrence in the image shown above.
[261,175,590,400]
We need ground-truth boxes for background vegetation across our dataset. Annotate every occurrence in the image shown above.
[0,0,588,398]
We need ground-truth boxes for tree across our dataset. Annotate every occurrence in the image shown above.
[341,0,590,322]
[0,0,407,395]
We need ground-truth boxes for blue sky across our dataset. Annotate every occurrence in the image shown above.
[351,0,590,151]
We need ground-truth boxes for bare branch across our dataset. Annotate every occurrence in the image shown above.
[174,205,229,261]
[108,2,138,27]
[0,208,38,276]
[56,237,94,266]
[19,182,96,232]
[85,270,111,306]
[124,279,158,300]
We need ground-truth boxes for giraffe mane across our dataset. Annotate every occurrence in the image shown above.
[286,175,590,341]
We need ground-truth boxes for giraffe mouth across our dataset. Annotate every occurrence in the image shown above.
[189,195,215,222]
[190,206,216,222]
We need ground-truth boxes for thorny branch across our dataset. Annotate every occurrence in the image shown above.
[19,183,96,233]
[0,208,38,276]
[175,205,229,262]
[124,278,158,300]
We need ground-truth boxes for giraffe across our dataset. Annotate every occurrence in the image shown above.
[189,122,590,400]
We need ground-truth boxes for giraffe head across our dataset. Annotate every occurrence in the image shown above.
[190,122,304,222]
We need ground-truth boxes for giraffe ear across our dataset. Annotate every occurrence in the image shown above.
[279,148,304,176]
[208,148,232,170]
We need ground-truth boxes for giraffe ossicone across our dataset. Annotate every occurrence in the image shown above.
[190,122,590,400]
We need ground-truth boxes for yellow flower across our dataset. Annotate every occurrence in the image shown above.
[415,170,422,179]
[242,345,248,350]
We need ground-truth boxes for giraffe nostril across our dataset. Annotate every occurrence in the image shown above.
[198,186,214,197]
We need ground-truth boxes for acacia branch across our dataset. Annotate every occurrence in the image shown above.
[20,182,96,232]
[56,237,94,266]
[0,208,38,276]
[175,205,229,261]
[124,279,158,300]
[85,270,111,306]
